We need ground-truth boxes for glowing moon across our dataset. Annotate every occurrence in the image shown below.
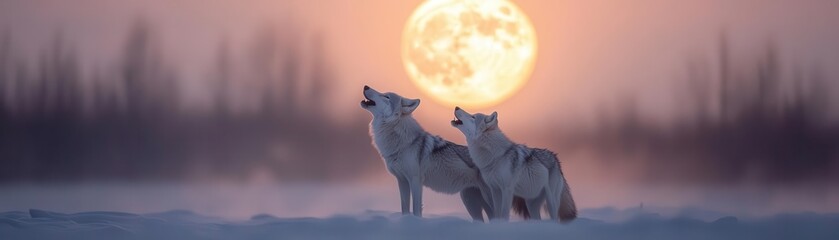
[402,0,537,108]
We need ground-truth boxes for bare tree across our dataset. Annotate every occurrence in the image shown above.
[121,18,179,116]
[36,31,82,118]
[0,30,10,114]
[211,38,234,116]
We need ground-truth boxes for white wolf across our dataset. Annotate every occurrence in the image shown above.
[360,85,494,221]
[451,107,577,222]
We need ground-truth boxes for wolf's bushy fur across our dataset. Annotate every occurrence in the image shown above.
[361,86,493,221]
[512,149,577,222]
[452,107,577,222]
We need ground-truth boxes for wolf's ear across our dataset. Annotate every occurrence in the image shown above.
[401,98,421,114]
[485,111,498,125]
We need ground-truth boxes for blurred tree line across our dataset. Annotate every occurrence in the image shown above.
[0,19,377,182]
[4,21,836,186]
[565,33,839,186]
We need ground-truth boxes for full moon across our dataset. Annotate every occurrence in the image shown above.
[402,0,537,109]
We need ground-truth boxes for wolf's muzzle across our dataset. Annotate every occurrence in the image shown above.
[361,86,376,107]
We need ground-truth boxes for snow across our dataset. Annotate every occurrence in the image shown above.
[2,209,838,240]
[1,183,838,239]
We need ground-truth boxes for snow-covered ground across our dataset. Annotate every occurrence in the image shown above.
[1,183,838,239]
[2,209,838,240]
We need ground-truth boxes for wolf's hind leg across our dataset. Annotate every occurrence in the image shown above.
[525,191,546,220]
[545,188,559,220]
[460,187,486,222]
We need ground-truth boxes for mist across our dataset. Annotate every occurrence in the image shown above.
[1,0,838,217]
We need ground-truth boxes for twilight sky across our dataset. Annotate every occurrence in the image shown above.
[1,0,838,215]
[2,0,838,128]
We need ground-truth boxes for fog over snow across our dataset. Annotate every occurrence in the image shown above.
[1,183,838,240]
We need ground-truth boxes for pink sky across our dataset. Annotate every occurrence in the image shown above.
[2,0,838,214]
[2,0,838,132]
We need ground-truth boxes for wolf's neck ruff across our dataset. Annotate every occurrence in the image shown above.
[370,115,430,161]
[468,129,515,168]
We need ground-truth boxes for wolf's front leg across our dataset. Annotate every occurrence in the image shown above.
[409,176,423,217]
[477,184,495,219]
[397,177,411,215]
[489,186,505,220]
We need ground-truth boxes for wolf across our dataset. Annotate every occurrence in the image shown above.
[451,107,577,222]
[360,85,494,221]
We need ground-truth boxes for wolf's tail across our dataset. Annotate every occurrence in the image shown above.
[558,176,577,223]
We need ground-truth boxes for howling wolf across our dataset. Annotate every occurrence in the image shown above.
[360,85,493,221]
[451,107,576,222]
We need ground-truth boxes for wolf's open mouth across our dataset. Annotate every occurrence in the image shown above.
[361,85,376,107]
[361,96,376,107]
[451,117,463,126]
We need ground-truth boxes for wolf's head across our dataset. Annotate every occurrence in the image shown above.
[360,85,421,122]
[451,106,498,140]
